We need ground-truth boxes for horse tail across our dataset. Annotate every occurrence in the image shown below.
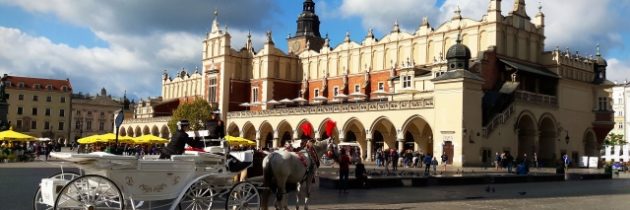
[263,152,277,193]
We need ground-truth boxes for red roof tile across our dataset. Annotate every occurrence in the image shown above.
[4,75,72,92]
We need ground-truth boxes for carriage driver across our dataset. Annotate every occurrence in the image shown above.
[159,119,203,159]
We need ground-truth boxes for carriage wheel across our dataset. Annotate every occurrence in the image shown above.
[33,172,81,210]
[225,182,260,210]
[178,179,214,210]
[54,174,124,210]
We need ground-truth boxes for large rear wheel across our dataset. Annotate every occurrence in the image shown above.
[54,174,124,210]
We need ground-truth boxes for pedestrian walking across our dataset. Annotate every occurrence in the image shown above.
[431,157,438,175]
[506,152,514,173]
[533,152,539,168]
[391,149,399,172]
[423,153,432,175]
[338,148,351,193]
[495,152,501,171]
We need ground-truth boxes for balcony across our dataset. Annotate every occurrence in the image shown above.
[514,90,558,106]
[227,98,434,119]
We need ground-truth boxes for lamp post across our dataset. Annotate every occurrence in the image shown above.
[565,132,570,145]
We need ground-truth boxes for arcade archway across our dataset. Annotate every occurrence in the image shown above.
[538,116,557,164]
[517,114,536,160]
[370,117,396,151]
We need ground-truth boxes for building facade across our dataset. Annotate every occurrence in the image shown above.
[3,74,72,141]
[119,0,614,167]
[70,88,122,143]
[601,82,629,162]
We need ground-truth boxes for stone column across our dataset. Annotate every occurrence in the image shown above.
[366,138,373,162]
[272,138,279,148]
[397,140,404,152]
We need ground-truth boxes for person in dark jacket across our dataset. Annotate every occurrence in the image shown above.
[206,113,225,139]
[355,159,368,188]
[160,119,202,159]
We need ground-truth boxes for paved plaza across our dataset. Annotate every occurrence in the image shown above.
[1,159,629,210]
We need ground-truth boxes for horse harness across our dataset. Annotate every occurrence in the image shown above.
[295,146,319,183]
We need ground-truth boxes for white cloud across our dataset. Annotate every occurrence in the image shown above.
[339,0,438,34]
[607,58,630,83]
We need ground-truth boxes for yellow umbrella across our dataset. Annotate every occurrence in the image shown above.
[0,128,36,141]
[133,134,168,144]
[224,135,256,146]
[97,133,134,144]
[77,134,105,144]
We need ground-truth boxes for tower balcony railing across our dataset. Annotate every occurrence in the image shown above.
[227,98,434,119]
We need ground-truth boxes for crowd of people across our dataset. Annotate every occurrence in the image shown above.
[0,140,64,162]
[373,148,449,175]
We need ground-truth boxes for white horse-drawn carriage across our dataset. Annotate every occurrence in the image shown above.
[33,131,261,210]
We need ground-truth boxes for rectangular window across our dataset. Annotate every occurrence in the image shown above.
[18,94,24,100]
[403,75,412,88]
[333,87,339,96]
[17,107,23,115]
[314,89,320,97]
[59,109,65,117]
[209,78,217,103]
[60,96,66,103]
[46,96,51,102]
[16,120,22,129]
[86,120,92,130]
[45,108,50,116]
[44,121,50,130]
[75,120,81,129]
[33,95,38,101]
[31,121,37,130]
[99,121,105,131]
[378,82,385,91]
[58,122,64,131]
[354,84,360,93]
[621,149,624,156]
[252,87,259,103]
[611,147,615,155]
[32,108,38,116]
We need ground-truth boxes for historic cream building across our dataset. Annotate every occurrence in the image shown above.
[120,0,615,167]
[601,82,629,163]
[70,88,122,142]
[4,74,73,141]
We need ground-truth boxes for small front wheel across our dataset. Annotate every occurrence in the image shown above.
[178,179,214,210]
[226,182,260,210]
[33,172,81,210]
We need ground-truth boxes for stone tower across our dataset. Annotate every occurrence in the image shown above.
[287,0,325,54]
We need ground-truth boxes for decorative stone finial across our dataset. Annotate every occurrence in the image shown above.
[266,30,274,44]
[421,16,429,27]
[366,28,374,38]
[452,5,462,20]
[596,43,601,56]
[344,32,351,43]
[392,19,400,33]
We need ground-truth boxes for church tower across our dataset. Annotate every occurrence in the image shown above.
[287,0,324,54]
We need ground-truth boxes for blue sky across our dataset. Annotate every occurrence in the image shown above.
[0,0,628,100]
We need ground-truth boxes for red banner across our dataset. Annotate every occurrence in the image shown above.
[325,119,336,137]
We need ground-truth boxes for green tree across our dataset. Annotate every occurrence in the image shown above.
[603,133,626,146]
[168,98,215,132]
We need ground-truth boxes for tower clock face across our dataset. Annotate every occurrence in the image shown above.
[291,42,301,52]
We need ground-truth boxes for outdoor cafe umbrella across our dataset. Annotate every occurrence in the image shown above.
[77,134,105,144]
[133,134,168,144]
[279,98,294,104]
[98,133,134,144]
[36,137,52,142]
[267,99,280,105]
[0,128,36,141]
[292,97,307,103]
[239,102,251,107]
[313,96,328,102]
[224,135,256,146]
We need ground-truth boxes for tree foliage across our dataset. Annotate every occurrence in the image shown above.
[168,98,215,132]
[603,133,626,146]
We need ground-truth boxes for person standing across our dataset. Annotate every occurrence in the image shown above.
[423,153,432,175]
[206,113,225,140]
[441,152,449,173]
[338,148,351,193]
[562,154,570,172]
[495,152,501,171]
[354,159,367,188]
[391,149,399,172]
[533,152,539,169]
[506,152,514,173]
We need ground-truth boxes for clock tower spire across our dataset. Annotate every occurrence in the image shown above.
[288,0,324,54]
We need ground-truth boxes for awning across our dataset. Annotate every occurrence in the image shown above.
[500,59,559,78]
